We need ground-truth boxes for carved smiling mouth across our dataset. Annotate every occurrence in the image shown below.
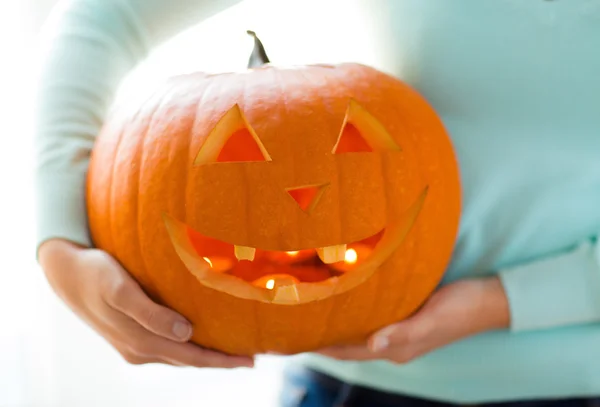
[164,187,428,305]
[172,221,386,282]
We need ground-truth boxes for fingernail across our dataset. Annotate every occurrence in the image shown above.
[370,335,389,352]
[172,321,192,340]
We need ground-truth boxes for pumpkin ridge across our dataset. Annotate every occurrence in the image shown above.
[111,92,162,271]
[303,66,344,349]
[239,73,262,353]
[133,115,149,292]
[296,67,338,145]
[184,82,208,234]
[375,154,398,322]
[185,80,218,346]
[136,92,176,300]
[326,68,353,249]
[317,282,338,349]
[392,217,423,321]
[294,66,342,254]
[270,67,299,249]
[360,155,395,334]
[106,109,138,258]
[104,124,123,256]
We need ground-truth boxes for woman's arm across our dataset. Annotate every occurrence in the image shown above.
[34,0,255,368]
[318,239,600,363]
[34,0,241,253]
[499,238,600,331]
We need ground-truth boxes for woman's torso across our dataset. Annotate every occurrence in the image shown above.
[269,0,600,402]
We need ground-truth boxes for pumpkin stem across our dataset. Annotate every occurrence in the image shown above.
[246,30,270,68]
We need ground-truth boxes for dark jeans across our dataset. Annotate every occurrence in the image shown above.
[279,367,600,407]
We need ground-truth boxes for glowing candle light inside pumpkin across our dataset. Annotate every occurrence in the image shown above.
[329,244,369,273]
[345,248,358,264]
[252,274,300,289]
[265,249,315,264]
[202,256,233,272]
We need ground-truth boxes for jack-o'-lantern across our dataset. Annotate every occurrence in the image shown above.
[86,31,461,356]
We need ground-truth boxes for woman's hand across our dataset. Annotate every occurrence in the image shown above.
[317,277,510,364]
[39,239,254,368]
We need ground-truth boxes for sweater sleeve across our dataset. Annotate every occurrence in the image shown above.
[498,237,600,332]
[34,0,240,253]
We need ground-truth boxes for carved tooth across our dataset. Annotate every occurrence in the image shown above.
[316,244,347,264]
[234,245,256,261]
[273,283,300,304]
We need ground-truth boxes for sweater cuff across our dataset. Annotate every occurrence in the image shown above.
[498,239,600,332]
[35,171,92,255]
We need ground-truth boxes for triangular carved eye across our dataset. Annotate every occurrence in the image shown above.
[194,104,271,165]
[332,99,401,154]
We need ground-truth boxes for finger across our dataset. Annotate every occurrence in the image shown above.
[368,315,434,353]
[316,345,379,361]
[101,303,252,369]
[149,337,255,368]
[118,351,179,367]
[105,273,192,342]
[105,324,200,368]
[106,336,163,366]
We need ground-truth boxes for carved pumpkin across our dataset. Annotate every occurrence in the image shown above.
[86,32,461,356]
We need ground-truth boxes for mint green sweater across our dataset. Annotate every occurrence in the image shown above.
[35,0,600,403]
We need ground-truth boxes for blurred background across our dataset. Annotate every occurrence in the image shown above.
[0,0,390,405]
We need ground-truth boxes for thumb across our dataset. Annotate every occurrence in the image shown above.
[105,271,193,342]
[368,314,434,353]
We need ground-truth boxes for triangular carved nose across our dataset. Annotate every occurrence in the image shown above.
[286,183,329,213]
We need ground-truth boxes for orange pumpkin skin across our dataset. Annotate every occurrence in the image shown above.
[86,63,461,356]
